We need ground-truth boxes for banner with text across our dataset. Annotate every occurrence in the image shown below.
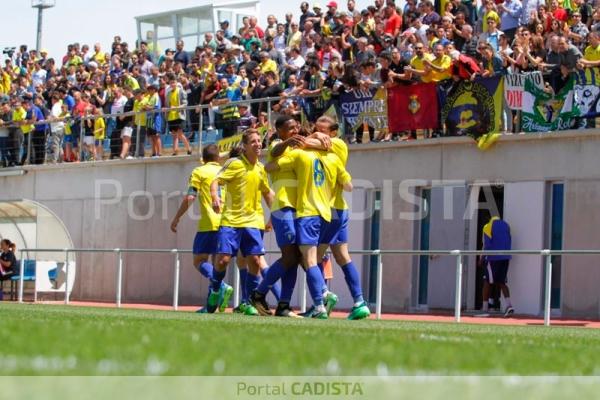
[340,88,388,131]
[504,71,544,110]
[521,77,579,132]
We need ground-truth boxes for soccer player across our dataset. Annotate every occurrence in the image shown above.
[266,142,353,319]
[250,115,334,318]
[170,144,233,313]
[210,129,274,316]
[316,116,371,320]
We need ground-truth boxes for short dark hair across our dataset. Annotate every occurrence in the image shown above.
[275,114,295,131]
[202,144,220,162]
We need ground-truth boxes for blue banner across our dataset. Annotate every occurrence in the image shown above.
[339,88,388,131]
[441,76,503,139]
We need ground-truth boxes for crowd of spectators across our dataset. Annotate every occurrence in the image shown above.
[0,0,599,166]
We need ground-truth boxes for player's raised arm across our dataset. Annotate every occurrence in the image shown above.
[306,131,332,150]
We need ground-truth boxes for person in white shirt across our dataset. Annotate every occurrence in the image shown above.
[48,93,65,163]
[31,62,47,89]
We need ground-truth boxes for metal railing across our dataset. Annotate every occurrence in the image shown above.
[14,247,598,326]
[0,93,312,166]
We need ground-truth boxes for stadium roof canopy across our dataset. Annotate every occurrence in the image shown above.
[135,0,260,55]
[0,199,73,262]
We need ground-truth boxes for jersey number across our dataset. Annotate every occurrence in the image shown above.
[313,159,325,187]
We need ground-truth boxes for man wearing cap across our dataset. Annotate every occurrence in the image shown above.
[355,9,374,38]
[220,20,232,39]
[308,3,324,33]
[326,1,338,21]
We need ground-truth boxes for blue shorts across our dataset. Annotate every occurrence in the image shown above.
[193,231,219,255]
[63,135,77,146]
[483,259,510,284]
[271,207,297,247]
[295,216,326,246]
[216,226,265,257]
[320,209,349,245]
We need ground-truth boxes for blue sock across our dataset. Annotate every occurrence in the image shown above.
[197,262,214,280]
[246,272,260,298]
[211,269,226,292]
[341,262,364,304]
[257,259,284,295]
[306,266,325,306]
[239,268,248,303]
[260,267,282,301]
[317,261,327,292]
[280,266,298,303]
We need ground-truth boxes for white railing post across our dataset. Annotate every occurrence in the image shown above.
[64,249,69,302]
[300,268,307,313]
[172,250,180,311]
[376,250,383,320]
[18,255,25,303]
[64,250,71,304]
[116,249,123,308]
[233,265,240,308]
[198,110,203,158]
[542,249,552,327]
[452,250,463,323]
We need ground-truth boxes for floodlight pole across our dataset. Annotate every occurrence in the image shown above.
[32,1,55,52]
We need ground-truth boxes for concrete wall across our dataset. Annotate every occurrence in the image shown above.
[2,130,600,316]
[503,182,545,316]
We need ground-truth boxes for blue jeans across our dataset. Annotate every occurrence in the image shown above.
[0,136,7,166]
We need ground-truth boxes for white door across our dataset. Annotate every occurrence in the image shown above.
[426,185,468,309]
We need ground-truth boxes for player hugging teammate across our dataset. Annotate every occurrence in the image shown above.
[172,116,370,320]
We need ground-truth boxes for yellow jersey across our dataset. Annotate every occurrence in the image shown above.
[0,71,10,95]
[60,111,72,135]
[188,162,223,232]
[267,139,298,212]
[216,155,270,229]
[584,44,600,62]
[134,95,149,127]
[13,107,32,134]
[167,88,181,122]
[93,117,105,140]
[428,55,452,82]
[411,53,435,82]
[330,137,349,210]
[277,149,351,222]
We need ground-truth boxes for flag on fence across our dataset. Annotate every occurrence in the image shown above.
[339,87,388,131]
[504,71,544,110]
[574,67,600,119]
[441,76,504,147]
[521,77,579,132]
[387,83,439,132]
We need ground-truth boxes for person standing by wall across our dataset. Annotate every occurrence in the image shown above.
[480,216,514,317]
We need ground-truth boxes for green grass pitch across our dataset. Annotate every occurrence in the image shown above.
[1,302,600,376]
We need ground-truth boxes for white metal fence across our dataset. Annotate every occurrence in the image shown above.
[14,247,593,326]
